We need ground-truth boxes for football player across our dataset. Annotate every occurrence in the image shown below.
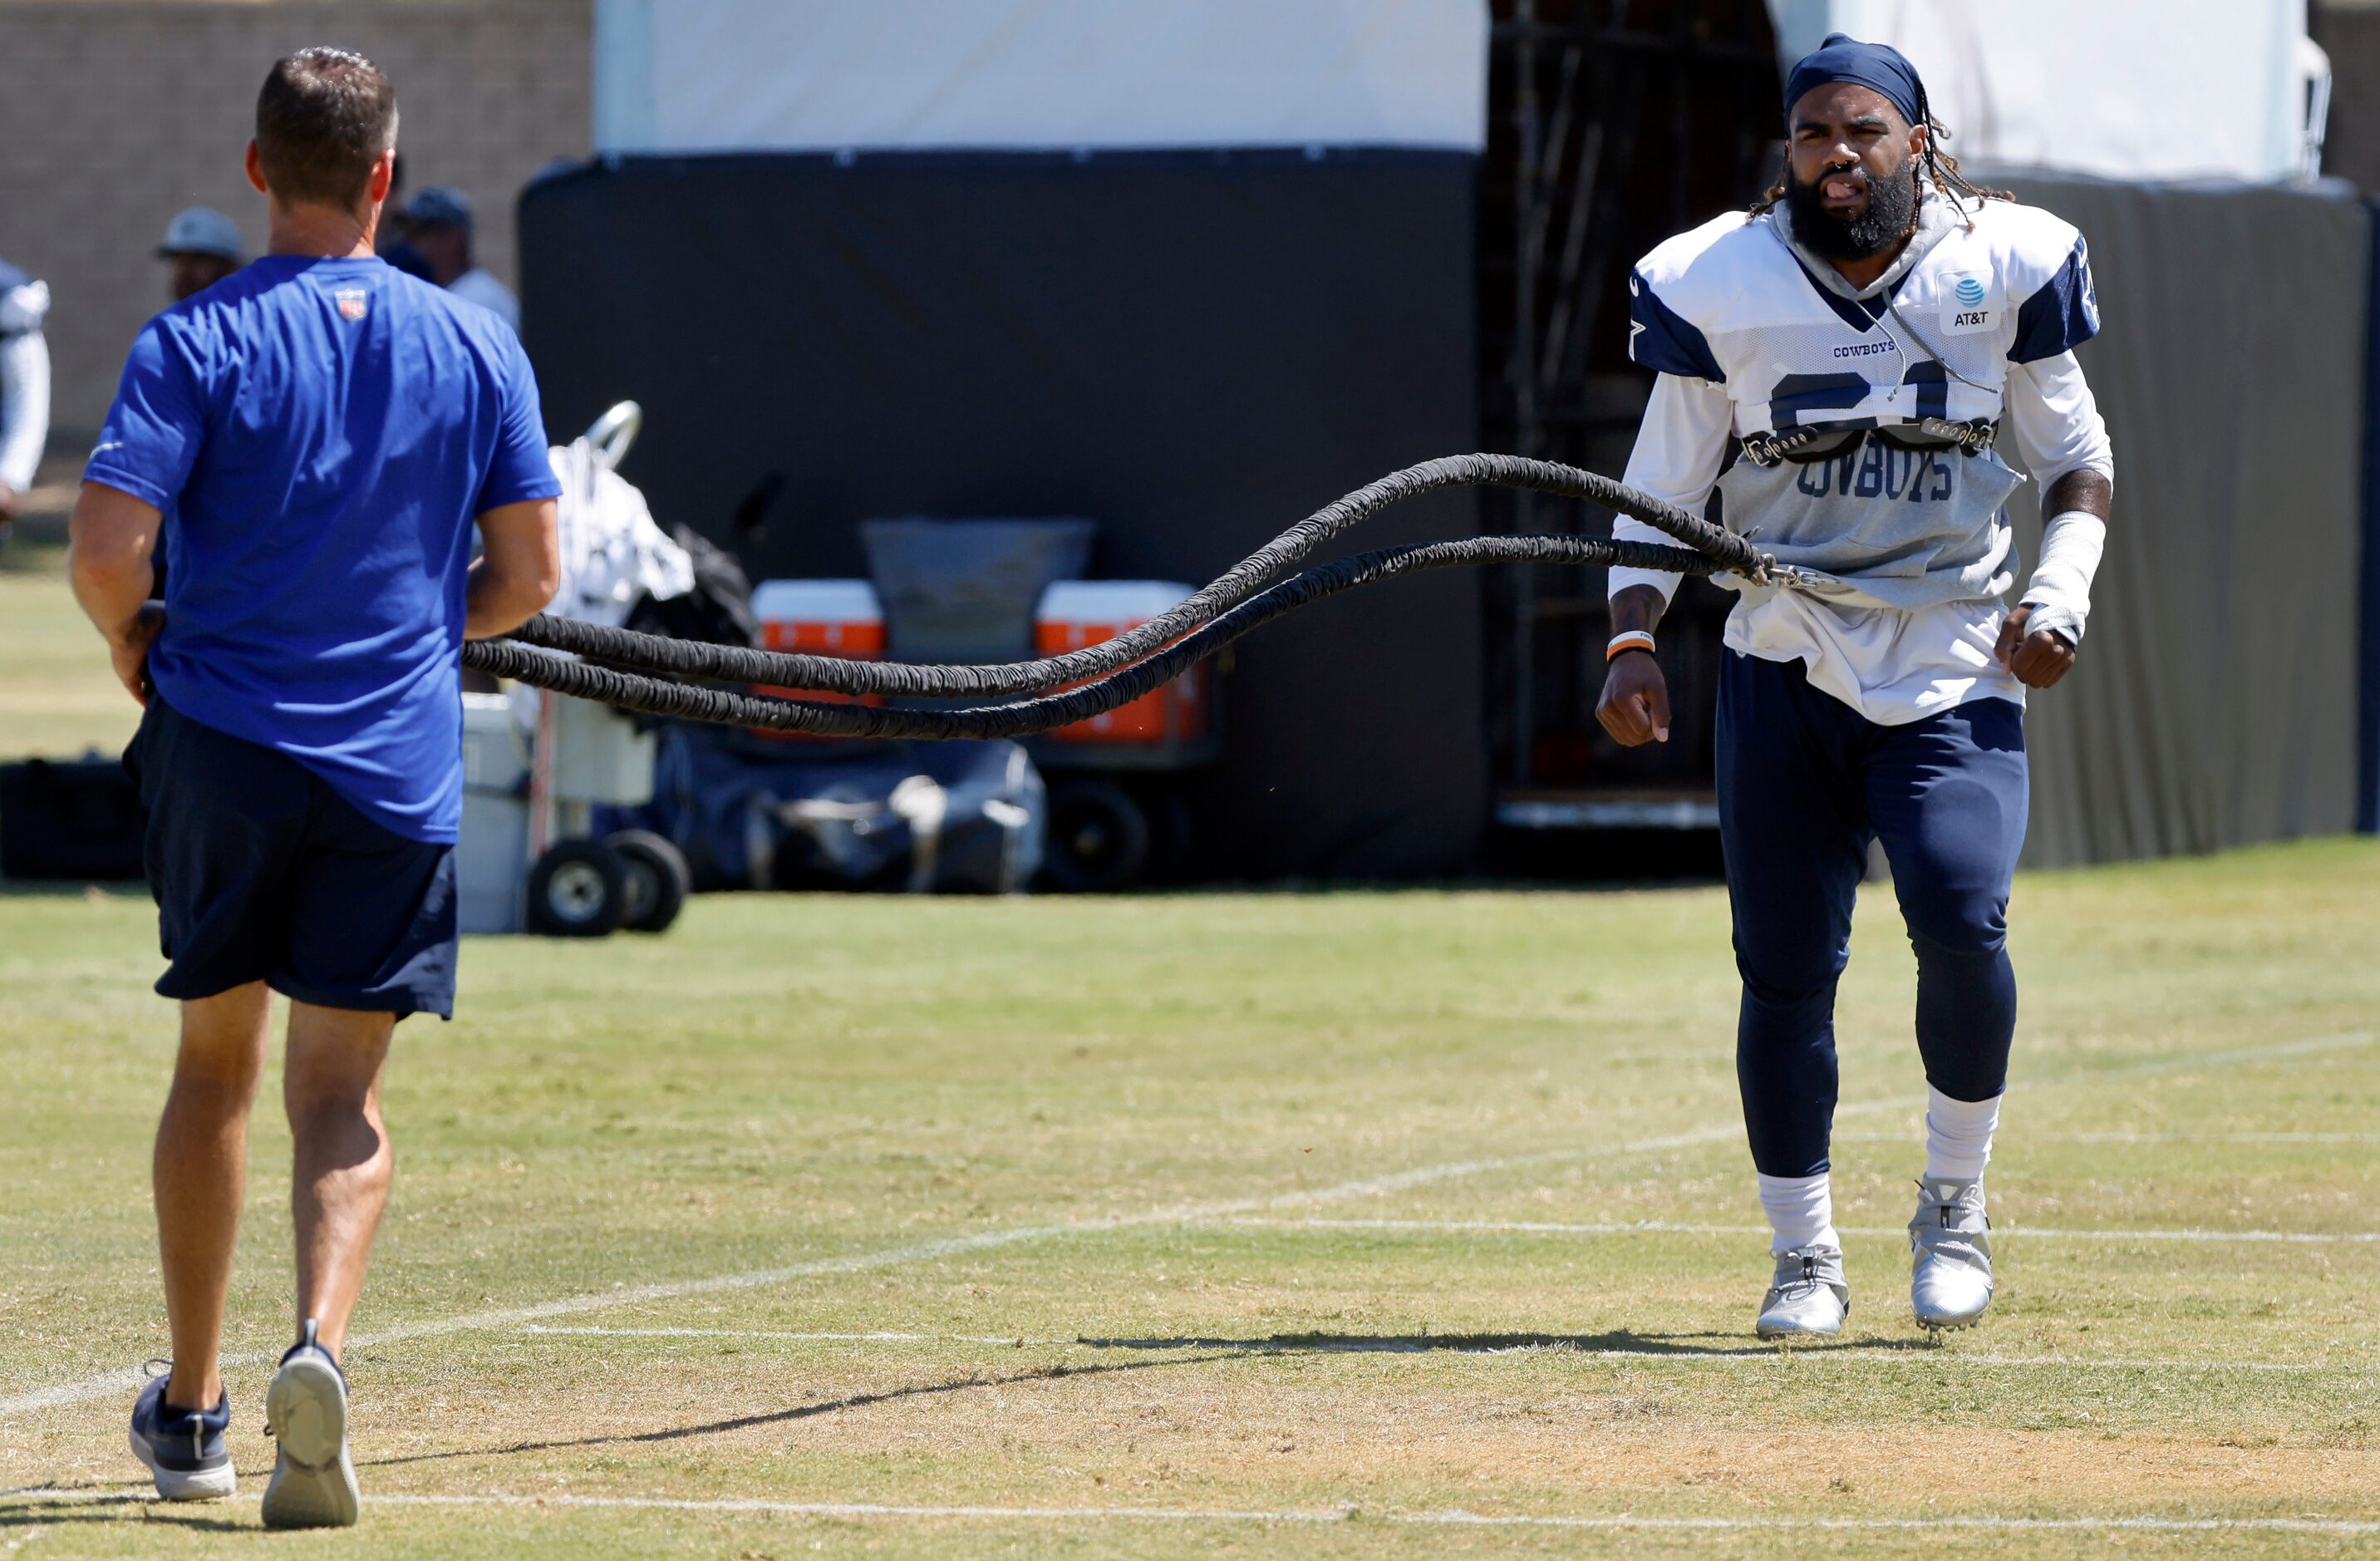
[1596,33,2113,1337]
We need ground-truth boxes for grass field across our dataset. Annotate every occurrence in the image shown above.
[1,835,2377,1557]
[3,508,2378,1554]
[0,475,144,762]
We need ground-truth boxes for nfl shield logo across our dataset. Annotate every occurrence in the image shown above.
[335,288,368,322]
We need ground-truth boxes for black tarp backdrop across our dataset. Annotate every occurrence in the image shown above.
[1991,173,2367,865]
[519,149,1483,879]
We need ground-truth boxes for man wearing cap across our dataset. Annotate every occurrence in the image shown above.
[400,185,519,331]
[68,47,558,1524]
[1596,34,2113,1338]
[159,208,245,303]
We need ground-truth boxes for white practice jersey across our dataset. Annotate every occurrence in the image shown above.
[1609,189,2113,724]
[0,259,51,497]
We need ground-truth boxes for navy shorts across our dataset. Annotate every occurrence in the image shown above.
[125,698,458,1019]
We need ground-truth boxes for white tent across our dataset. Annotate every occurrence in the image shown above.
[593,0,1488,155]
[1767,0,2328,182]
[597,1,2325,180]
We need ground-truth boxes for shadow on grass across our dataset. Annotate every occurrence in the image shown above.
[352,1329,1946,1473]
[356,1351,1247,1471]
[0,1485,250,1534]
[1070,1329,1940,1359]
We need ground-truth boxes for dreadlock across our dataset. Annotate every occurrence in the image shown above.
[1749,107,2012,224]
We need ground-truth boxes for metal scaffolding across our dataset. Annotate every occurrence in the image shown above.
[1480,0,1779,814]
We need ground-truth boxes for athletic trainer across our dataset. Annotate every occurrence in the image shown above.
[69,48,559,1524]
[1596,34,2112,1337]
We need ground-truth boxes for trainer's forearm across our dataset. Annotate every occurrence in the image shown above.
[464,561,555,641]
[68,481,160,644]
[465,497,559,640]
[71,552,151,643]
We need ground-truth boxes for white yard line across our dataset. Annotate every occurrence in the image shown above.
[3,1029,2368,1420]
[4,1488,2378,1534]
[2107,1029,2378,1076]
[385,1496,2380,1533]
[1885,1132,2380,1146]
[0,1130,1655,1418]
[523,1325,1062,1347]
[1220,1215,2380,1245]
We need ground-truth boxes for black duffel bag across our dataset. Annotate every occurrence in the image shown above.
[0,754,146,880]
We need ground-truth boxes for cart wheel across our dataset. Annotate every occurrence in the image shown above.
[1041,779,1153,894]
[526,839,628,937]
[607,829,691,933]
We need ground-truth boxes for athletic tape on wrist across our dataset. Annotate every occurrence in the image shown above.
[2019,509,2105,647]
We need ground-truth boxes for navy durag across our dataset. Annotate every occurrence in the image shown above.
[1783,32,1927,126]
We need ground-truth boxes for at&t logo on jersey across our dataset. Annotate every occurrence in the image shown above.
[1941,273,1994,335]
[335,288,368,322]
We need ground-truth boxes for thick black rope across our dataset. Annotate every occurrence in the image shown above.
[474,453,1764,699]
[465,534,1710,741]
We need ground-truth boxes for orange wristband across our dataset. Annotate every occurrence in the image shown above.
[1606,630,1656,662]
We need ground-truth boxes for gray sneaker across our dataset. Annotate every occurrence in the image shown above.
[260,1319,359,1529]
[127,1370,235,1501]
[1910,1177,1994,1329]
[1755,1244,1850,1338]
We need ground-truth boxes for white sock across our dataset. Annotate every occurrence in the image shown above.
[1756,1171,1838,1254]
[1925,1085,2003,1183]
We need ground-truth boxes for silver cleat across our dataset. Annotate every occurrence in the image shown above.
[1910,1177,1994,1329]
[1755,1244,1850,1339]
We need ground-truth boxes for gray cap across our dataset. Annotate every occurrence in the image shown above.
[158,208,243,262]
[402,186,474,230]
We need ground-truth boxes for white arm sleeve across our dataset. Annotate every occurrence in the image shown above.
[1608,371,1734,608]
[2001,350,2112,489]
[0,327,50,495]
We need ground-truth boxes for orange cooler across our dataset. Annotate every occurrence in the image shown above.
[750,577,1209,751]
[753,579,885,659]
[750,580,884,736]
[1033,580,1207,746]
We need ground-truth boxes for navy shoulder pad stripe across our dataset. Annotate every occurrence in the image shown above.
[2010,235,2101,363]
[1627,269,1724,382]
[0,259,27,293]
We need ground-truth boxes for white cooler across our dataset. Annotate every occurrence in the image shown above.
[458,691,657,934]
[460,693,531,933]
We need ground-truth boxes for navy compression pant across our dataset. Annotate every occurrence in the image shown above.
[1714,650,2028,1179]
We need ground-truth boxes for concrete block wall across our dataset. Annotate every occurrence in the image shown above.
[0,0,592,436]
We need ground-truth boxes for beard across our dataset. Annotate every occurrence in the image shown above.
[1784,159,1920,261]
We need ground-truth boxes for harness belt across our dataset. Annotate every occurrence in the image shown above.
[1738,416,1999,469]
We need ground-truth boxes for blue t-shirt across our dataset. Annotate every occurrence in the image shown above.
[87,255,560,844]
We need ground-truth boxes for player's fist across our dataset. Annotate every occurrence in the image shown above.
[1995,603,2077,689]
[1596,649,1671,746]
